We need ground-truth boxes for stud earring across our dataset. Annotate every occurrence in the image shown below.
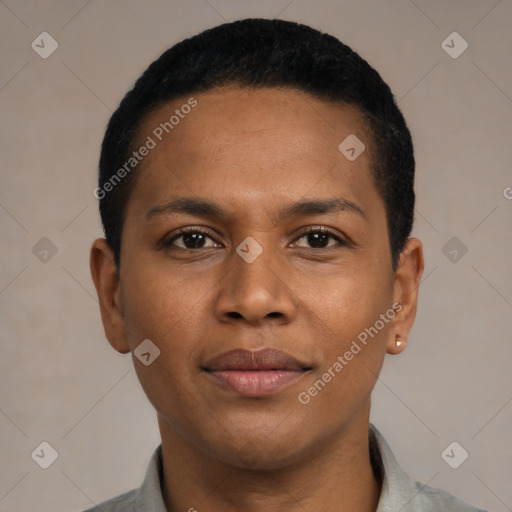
[395,336,405,349]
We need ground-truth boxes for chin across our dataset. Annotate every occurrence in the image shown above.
[200,423,312,471]
[215,442,304,471]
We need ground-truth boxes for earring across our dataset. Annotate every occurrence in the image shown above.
[395,336,405,349]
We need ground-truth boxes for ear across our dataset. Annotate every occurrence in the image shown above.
[386,237,424,355]
[90,238,130,354]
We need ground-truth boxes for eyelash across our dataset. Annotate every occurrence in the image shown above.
[163,226,347,250]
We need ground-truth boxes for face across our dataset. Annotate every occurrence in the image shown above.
[91,87,423,470]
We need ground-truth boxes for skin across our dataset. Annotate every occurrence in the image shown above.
[90,87,424,512]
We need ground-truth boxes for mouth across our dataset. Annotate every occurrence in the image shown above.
[202,348,311,396]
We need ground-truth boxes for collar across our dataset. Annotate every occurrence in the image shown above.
[369,423,424,512]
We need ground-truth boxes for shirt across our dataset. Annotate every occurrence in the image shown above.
[83,423,487,511]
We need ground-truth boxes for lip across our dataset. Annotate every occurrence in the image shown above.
[203,348,310,396]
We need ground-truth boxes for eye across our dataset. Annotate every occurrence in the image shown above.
[292,227,346,249]
[164,227,221,250]
[163,226,347,251]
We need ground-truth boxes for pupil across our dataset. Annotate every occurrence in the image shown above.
[184,233,205,248]
[309,232,329,248]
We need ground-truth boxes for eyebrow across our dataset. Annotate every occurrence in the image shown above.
[145,197,366,223]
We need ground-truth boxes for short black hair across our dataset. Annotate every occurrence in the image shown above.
[98,18,415,270]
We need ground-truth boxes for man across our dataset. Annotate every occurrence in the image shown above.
[89,18,486,512]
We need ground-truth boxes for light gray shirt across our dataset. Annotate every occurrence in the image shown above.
[83,423,486,511]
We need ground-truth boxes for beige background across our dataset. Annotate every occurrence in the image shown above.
[1,1,511,511]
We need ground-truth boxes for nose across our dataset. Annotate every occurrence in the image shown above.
[213,238,297,327]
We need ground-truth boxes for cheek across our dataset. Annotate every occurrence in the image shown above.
[295,280,392,426]
[119,255,219,401]
[299,259,392,341]
[120,256,214,347]
[119,263,209,424]
[297,261,392,406]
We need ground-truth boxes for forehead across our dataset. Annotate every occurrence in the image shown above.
[137,86,372,159]
[129,87,381,222]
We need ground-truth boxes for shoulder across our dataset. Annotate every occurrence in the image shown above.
[409,480,488,512]
[369,424,487,512]
[82,488,137,512]
[81,444,165,512]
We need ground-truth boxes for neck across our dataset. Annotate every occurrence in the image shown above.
[157,409,381,512]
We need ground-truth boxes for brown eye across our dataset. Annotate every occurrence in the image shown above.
[293,227,346,249]
[165,228,220,250]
